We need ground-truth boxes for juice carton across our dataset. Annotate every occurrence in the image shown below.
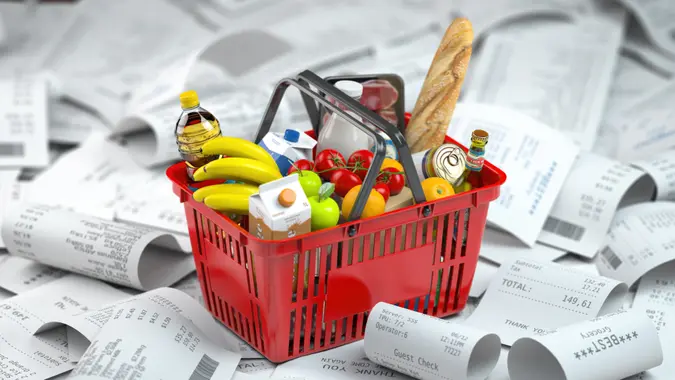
[249,175,311,240]
[258,129,317,175]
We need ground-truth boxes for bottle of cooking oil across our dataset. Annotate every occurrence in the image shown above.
[175,90,222,180]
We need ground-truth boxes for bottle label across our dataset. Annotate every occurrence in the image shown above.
[466,149,485,172]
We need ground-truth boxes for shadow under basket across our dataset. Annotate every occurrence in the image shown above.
[167,131,505,362]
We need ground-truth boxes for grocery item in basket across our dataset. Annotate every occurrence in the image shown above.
[193,157,282,184]
[376,167,405,196]
[404,18,474,153]
[288,169,322,198]
[314,149,346,181]
[458,129,489,192]
[308,183,340,231]
[200,136,278,170]
[384,186,413,212]
[422,177,455,201]
[175,90,223,180]
[347,150,374,181]
[330,168,362,198]
[249,175,311,240]
[192,183,259,217]
[259,129,317,175]
[341,185,386,220]
[317,80,372,159]
[411,144,467,187]
[373,183,390,202]
[286,159,314,175]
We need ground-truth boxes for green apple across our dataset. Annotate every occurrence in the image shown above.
[289,170,322,197]
[309,183,340,231]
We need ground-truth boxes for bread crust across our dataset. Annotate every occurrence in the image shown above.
[405,18,474,153]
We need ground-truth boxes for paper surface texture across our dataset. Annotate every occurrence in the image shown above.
[465,257,627,345]
[508,310,663,380]
[615,80,675,162]
[66,295,241,379]
[0,274,128,380]
[626,261,675,379]
[538,152,656,257]
[271,341,413,380]
[620,0,675,57]
[0,203,192,290]
[448,103,579,246]
[364,303,501,380]
[480,229,566,265]
[464,19,622,150]
[595,202,675,287]
[0,75,49,169]
[0,255,66,294]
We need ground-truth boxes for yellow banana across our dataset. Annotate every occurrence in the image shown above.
[193,183,259,203]
[193,157,283,184]
[204,193,250,214]
[201,136,279,173]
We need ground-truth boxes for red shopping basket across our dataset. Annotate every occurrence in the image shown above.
[167,70,506,362]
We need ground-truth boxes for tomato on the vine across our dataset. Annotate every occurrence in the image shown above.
[373,183,390,202]
[287,159,314,175]
[347,150,374,180]
[330,168,362,197]
[377,167,405,195]
[315,149,346,181]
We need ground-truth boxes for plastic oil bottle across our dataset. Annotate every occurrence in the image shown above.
[175,90,222,180]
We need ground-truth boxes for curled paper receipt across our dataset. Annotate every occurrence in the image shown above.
[0,203,194,290]
[364,302,501,380]
[508,310,663,380]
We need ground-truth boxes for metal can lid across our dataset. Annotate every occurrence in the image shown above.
[432,144,467,186]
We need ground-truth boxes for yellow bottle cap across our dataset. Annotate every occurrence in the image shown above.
[179,90,200,109]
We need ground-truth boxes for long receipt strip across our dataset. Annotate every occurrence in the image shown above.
[508,309,662,380]
[596,202,675,287]
[632,149,675,201]
[0,203,194,290]
[625,262,675,379]
[39,287,241,361]
[538,152,656,258]
[0,275,130,380]
[448,103,579,246]
[364,303,501,380]
[66,293,241,379]
[465,257,627,345]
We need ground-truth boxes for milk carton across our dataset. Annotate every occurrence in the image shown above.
[258,129,317,175]
[249,175,311,240]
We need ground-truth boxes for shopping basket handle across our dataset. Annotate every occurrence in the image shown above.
[253,70,426,224]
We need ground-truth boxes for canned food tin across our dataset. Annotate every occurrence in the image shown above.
[411,144,467,185]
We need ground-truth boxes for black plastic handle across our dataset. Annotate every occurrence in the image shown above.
[254,70,426,223]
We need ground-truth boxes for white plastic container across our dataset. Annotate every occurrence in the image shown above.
[316,80,372,159]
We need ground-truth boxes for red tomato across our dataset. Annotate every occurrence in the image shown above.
[377,167,405,195]
[347,150,375,180]
[287,159,314,175]
[330,168,363,197]
[373,183,390,202]
[315,149,346,181]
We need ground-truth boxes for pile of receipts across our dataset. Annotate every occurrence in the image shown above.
[1,0,675,379]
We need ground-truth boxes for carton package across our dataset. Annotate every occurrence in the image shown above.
[249,175,311,240]
[258,129,317,175]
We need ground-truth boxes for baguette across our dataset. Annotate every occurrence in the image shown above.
[405,18,474,153]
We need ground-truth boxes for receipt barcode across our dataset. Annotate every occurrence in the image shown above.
[543,216,586,241]
[0,143,25,157]
[189,354,220,380]
[600,245,622,269]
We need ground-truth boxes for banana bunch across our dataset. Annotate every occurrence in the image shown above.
[191,137,282,215]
